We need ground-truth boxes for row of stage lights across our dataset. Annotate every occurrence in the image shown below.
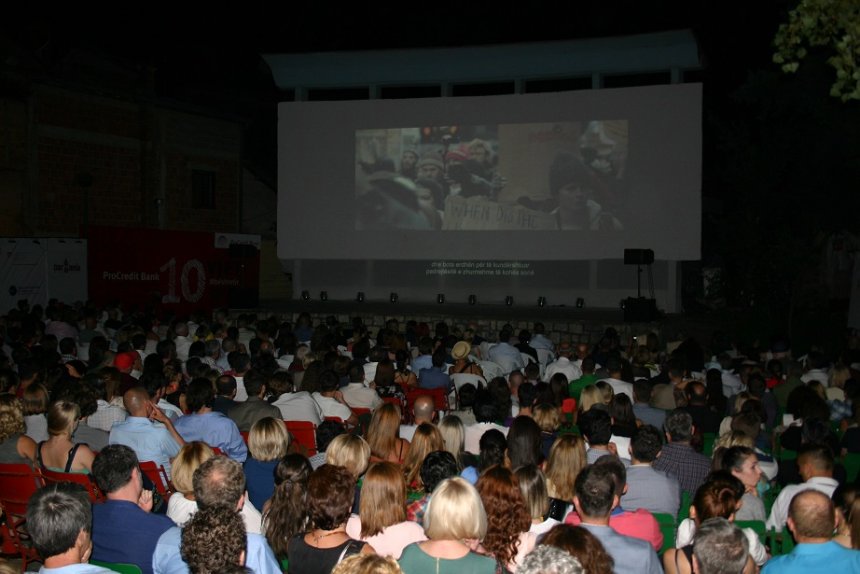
[300,290,585,308]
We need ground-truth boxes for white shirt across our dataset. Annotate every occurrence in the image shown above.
[601,377,634,401]
[312,392,354,422]
[271,392,323,425]
[464,422,509,455]
[166,492,262,534]
[340,382,383,411]
[766,476,840,531]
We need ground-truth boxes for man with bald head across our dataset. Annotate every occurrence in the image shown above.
[400,394,436,442]
[762,490,860,572]
[109,387,184,477]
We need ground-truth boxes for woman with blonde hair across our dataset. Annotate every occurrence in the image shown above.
[346,462,426,559]
[402,423,444,489]
[36,400,95,474]
[167,441,263,533]
[397,477,495,574]
[437,415,466,469]
[326,434,372,479]
[594,381,614,406]
[544,434,586,503]
[244,416,291,510]
[332,554,402,574]
[366,403,410,464]
[577,385,603,414]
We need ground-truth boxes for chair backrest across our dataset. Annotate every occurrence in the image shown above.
[138,461,172,496]
[40,467,105,503]
[844,452,860,483]
[653,513,676,555]
[451,373,487,393]
[536,348,555,366]
[90,559,144,574]
[477,360,505,381]
[702,433,717,457]
[734,520,767,545]
[285,420,317,456]
[0,463,46,568]
[240,431,250,445]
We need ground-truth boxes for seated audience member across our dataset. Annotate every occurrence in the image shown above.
[461,428,507,485]
[763,490,860,572]
[545,342,582,385]
[367,403,410,464]
[90,445,175,574]
[308,419,345,469]
[262,454,312,558]
[507,415,544,469]
[173,378,248,462]
[288,465,372,574]
[399,395,436,443]
[533,403,561,460]
[346,462,427,559]
[540,524,614,574]
[22,383,49,443]
[270,371,323,425]
[831,483,860,548]
[26,483,115,574]
[544,434,587,519]
[341,363,383,411]
[518,544,584,574]
[448,382,478,426]
[682,381,722,435]
[438,415,467,469]
[713,446,766,521]
[578,408,627,465]
[476,465,537,572]
[61,379,109,452]
[669,473,767,571]
[515,465,560,536]
[167,441,262,533]
[417,349,451,391]
[154,456,280,574]
[406,450,459,524]
[110,387,183,478]
[565,455,662,551]
[398,477,496,574]
[228,369,281,432]
[767,443,839,531]
[244,416,290,510]
[402,423,444,490]
[37,400,96,474]
[312,369,359,426]
[0,393,37,462]
[624,425,681,517]
[653,409,712,496]
[570,464,662,574]
[180,505,247,574]
[692,518,752,574]
[632,379,667,429]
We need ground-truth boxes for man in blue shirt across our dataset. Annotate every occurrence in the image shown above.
[109,388,183,479]
[418,349,452,391]
[153,456,280,574]
[90,445,175,574]
[172,378,247,462]
[763,490,860,573]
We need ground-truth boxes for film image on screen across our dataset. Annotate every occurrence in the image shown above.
[355,120,628,231]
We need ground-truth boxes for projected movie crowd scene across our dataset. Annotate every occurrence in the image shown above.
[355,121,628,231]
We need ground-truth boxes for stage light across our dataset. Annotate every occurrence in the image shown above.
[301,290,310,301]
[356,291,365,303]
[576,298,584,308]
[537,296,546,307]
[390,292,398,303]
[468,294,477,305]
[437,293,445,304]
[505,296,514,306]
[319,291,328,301]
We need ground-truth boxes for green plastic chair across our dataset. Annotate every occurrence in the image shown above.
[280,557,289,573]
[653,513,676,554]
[89,560,143,574]
[677,490,692,523]
[843,453,860,483]
[702,433,716,457]
[735,520,766,545]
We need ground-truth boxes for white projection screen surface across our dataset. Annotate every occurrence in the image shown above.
[277,84,701,262]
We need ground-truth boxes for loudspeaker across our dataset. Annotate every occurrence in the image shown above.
[624,297,658,322]
[623,248,654,265]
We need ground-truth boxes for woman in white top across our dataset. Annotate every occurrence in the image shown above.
[345,461,426,559]
[166,441,262,533]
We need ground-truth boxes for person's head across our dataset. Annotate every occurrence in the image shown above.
[92,444,140,495]
[691,476,742,523]
[186,378,215,413]
[630,425,663,463]
[22,383,49,415]
[366,402,401,460]
[181,505,246,574]
[424,477,487,541]
[533,403,560,433]
[519,544,584,574]
[265,454,313,557]
[476,428,506,470]
[476,465,531,567]
[506,415,543,468]
[719,446,762,491]
[664,409,694,443]
[315,420,346,453]
[248,417,290,463]
[514,465,550,521]
[608,393,635,428]
[215,375,238,397]
[26,483,93,563]
[171,442,215,495]
[325,434,371,479]
[577,385,602,413]
[404,423,444,487]
[438,415,465,462]
[541,524,614,574]
[573,465,616,520]
[685,381,708,406]
[307,464,355,530]
[331,554,403,574]
[359,462,407,538]
[420,450,459,494]
[692,518,749,574]
[0,393,25,442]
[788,489,836,541]
[46,400,80,437]
[412,395,435,424]
[797,443,835,480]
[544,434,587,502]
[578,408,612,446]
[193,456,246,510]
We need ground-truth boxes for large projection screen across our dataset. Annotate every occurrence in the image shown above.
[278,84,701,262]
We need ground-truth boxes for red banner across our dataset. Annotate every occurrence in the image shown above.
[87,226,260,313]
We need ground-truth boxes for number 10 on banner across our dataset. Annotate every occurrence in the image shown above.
[159,258,206,304]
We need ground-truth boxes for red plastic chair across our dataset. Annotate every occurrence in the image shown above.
[284,420,317,456]
[40,467,105,503]
[138,461,173,498]
[240,431,250,445]
[0,463,45,569]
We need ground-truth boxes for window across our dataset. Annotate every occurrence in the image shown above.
[191,169,216,209]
